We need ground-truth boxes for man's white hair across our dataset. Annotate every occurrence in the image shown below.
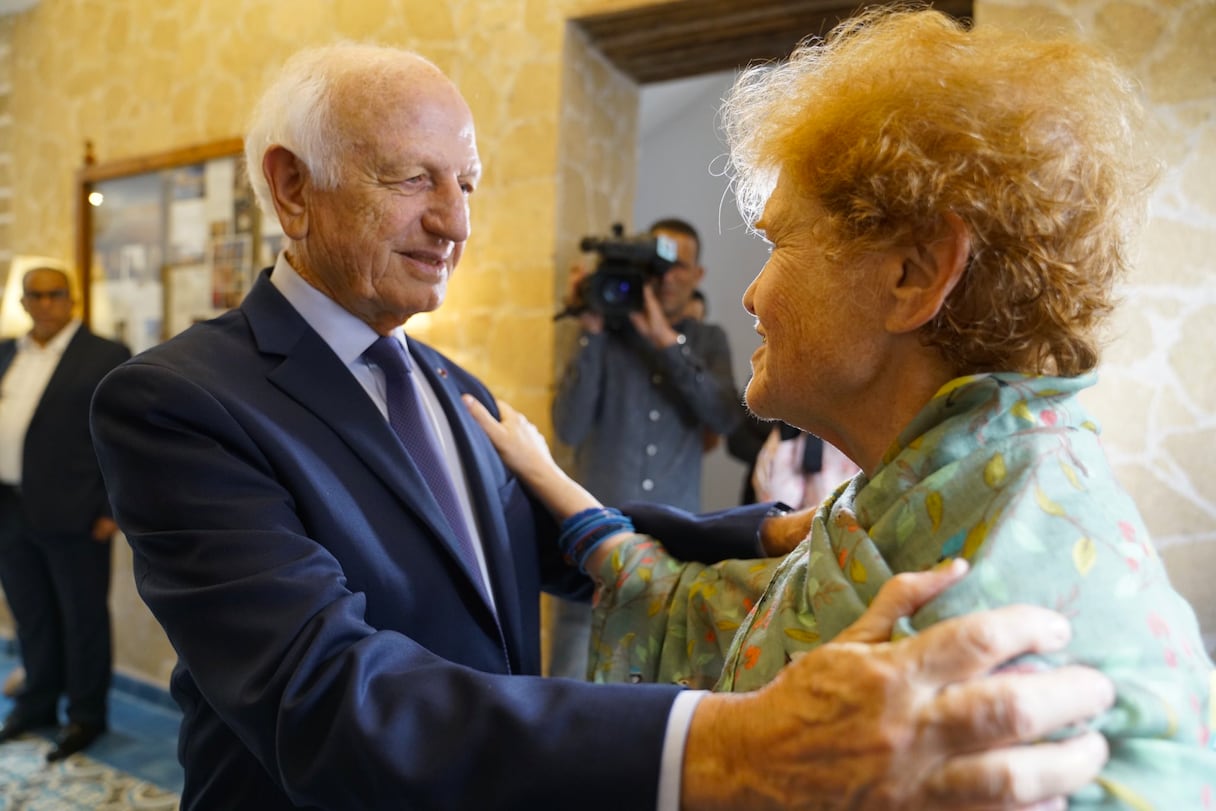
[243,42,440,217]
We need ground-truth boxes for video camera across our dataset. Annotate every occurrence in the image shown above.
[556,223,678,323]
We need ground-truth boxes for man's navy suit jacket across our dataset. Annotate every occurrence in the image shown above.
[90,271,685,810]
[0,325,130,532]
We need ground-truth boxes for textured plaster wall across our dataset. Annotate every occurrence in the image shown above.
[0,14,11,270]
[545,24,639,666]
[0,14,11,634]
[978,0,1216,655]
[552,23,638,465]
[0,0,1211,685]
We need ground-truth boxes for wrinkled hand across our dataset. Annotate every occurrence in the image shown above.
[682,562,1113,811]
[833,559,968,645]
[464,395,600,520]
[757,505,816,556]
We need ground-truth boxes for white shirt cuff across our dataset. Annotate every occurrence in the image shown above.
[657,689,708,811]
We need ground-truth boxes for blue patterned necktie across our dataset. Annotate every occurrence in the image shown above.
[363,335,484,591]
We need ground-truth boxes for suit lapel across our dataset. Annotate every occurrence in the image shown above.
[242,275,501,624]
[26,328,88,430]
[40,327,86,388]
[410,344,526,664]
[0,340,14,378]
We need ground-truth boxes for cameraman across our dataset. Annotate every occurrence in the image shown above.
[549,218,741,678]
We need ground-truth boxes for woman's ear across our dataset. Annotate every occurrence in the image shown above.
[884,212,970,334]
[262,145,310,240]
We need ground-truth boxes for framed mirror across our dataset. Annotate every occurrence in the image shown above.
[75,138,283,354]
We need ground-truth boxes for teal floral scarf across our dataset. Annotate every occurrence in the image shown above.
[589,373,1215,809]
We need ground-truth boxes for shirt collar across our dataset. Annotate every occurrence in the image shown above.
[20,319,81,354]
[268,253,410,362]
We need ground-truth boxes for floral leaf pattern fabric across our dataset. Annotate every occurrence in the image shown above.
[587,373,1216,808]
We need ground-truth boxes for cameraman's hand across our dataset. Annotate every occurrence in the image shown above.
[565,266,604,334]
[630,283,681,348]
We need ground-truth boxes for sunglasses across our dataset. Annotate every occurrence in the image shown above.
[22,290,70,302]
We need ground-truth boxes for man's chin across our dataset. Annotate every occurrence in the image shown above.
[401,301,442,324]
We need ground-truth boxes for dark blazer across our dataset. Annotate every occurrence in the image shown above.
[0,325,130,532]
[90,271,682,811]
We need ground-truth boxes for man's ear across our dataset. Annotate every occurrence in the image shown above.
[262,145,310,240]
[885,212,970,334]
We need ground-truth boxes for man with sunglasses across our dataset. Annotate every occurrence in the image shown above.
[0,263,129,761]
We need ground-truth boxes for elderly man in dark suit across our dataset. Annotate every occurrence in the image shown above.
[0,263,130,761]
[88,42,1115,811]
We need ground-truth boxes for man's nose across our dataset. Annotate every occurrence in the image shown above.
[423,181,470,243]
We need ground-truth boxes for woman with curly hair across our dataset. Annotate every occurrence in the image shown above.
[470,5,1215,806]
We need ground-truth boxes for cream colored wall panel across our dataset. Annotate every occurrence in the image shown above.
[1143,2,1216,104]
[1094,2,1165,65]
[1,0,1211,680]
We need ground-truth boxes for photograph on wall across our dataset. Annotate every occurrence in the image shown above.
[85,146,262,351]
[163,263,213,340]
[89,171,167,354]
[169,164,208,265]
[259,214,286,268]
[209,231,252,310]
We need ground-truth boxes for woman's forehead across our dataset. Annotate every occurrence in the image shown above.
[759,177,824,235]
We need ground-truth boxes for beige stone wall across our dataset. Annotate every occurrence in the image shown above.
[0,0,1211,685]
[544,23,639,664]
[978,0,1216,655]
[0,14,11,271]
[0,12,12,631]
[0,0,649,686]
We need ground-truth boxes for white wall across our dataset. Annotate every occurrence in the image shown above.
[634,71,772,511]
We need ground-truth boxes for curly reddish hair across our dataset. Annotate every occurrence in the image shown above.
[722,4,1157,376]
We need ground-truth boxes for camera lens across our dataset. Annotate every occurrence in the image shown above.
[600,277,633,305]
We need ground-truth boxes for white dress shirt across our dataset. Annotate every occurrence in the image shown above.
[0,320,81,485]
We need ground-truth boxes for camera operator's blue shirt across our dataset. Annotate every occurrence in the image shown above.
[552,318,741,512]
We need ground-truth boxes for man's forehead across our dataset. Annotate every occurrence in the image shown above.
[464,153,484,180]
[24,268,70,289]
[340,55,460,114]
[341,70,478,165]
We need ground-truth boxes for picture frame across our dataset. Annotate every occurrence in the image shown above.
[75,138,269,355]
